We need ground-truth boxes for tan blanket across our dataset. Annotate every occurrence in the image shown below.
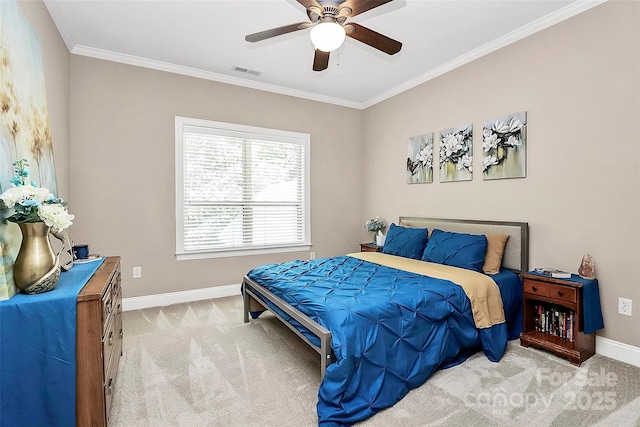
[348,252,505,329]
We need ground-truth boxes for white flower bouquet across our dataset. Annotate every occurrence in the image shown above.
[364,216,386,233]
[0,159,75,232]
[364,217,386,243]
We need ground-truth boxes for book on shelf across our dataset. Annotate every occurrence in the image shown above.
[533,303,575,342]
[533,267,571,279]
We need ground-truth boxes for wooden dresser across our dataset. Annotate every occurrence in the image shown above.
[76,256,123,426]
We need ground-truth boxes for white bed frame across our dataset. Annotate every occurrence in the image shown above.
[243,217,529,378]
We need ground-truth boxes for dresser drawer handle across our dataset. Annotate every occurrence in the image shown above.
[557,290,564,296]
[531,286,537,292]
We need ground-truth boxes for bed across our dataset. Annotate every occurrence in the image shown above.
[242,217,528,426]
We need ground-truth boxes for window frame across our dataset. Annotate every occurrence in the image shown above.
[175,116,311,260]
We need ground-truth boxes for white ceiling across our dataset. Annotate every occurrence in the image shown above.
[43,0,605,109]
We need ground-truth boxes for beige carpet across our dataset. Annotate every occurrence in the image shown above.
[110,296,640,426]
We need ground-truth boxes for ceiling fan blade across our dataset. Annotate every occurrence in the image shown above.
[339,0,394,18]
[245,23,308,42]
[313,49,330,71]
[297,0,322,11]
[346,22,401,55]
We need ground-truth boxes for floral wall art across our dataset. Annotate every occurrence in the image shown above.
[482,111,527,179]
[439,124,473,182]
[406,133,433,184]
[0,0,58,299]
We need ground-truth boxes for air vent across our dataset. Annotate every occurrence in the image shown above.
[232,66,262,76]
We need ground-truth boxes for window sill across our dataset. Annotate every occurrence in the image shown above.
[176,244,312,260]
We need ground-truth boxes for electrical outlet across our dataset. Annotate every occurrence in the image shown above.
[133,266,142,279]
[310,252,316,260]
[618,297,632,316]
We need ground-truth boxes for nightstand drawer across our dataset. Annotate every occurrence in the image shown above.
[548,283,577,303]
[523,279,548,297]
[523,279,577,304]
[360,243,382,252]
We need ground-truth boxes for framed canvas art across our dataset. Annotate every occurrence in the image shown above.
[0,0,58,299]
[439,124,473,182]
[482,111,527,180]
[407,133,433,184]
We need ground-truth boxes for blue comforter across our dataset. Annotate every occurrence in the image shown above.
[247,255,517,426]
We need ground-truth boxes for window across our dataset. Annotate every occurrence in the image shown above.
[175,117,310,260]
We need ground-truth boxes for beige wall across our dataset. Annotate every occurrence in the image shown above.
[17,1,70,198]
[23,0,638,348]
[69,57,364,298]
[362,1,640,347]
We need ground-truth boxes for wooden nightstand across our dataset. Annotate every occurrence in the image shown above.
[360,243,382,252]
[520,272,597,366]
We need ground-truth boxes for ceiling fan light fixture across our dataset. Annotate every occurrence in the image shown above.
[309,22,346,52]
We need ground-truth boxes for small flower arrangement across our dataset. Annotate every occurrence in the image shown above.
[364,216,386,234]
[0,159,74,232]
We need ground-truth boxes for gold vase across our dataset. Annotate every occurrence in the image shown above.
[13,222,61,294]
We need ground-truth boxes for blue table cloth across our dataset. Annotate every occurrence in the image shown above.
[0,258,105,427]
[528,271,604,334]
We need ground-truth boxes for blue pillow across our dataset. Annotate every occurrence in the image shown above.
[381,223,429,260]
[421,229,488,272]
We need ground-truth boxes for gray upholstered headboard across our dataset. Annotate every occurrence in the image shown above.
[398,217,529,273]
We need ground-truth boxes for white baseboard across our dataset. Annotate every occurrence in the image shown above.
[123,285,640,368]
[122,283,241,311]
[596,336,640,367]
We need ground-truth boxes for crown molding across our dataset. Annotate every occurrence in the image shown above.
[361,0,608,108]
[47,0,607,110]
[70,44,363,110]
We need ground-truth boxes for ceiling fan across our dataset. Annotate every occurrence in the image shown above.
[245,0,402,71]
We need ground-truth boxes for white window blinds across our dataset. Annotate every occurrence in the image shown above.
[175,117,310,259]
